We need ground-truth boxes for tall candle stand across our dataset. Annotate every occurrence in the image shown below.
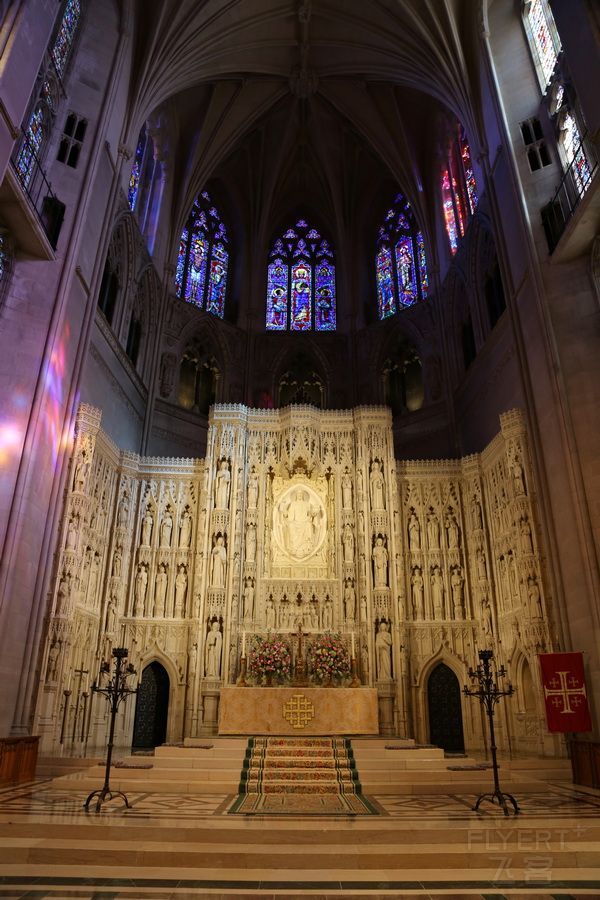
[84,647,138,813]
[463,649,519,817]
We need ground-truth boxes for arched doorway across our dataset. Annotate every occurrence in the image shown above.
[427,662,465,753]
[132,661,169,749]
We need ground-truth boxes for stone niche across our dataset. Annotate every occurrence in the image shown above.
[35,403,558,756]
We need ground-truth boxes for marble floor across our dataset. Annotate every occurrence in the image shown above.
[0,776,599,899]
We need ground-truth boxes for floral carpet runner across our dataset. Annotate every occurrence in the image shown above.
[228,737,377,815]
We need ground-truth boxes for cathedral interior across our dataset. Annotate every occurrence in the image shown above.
[0,0,599,894]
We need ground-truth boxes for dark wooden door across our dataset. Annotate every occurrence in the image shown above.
[132,662,169,749]
[427,662,465,753]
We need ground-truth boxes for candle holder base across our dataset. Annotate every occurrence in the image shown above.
[84,786,131,814]
[236,656,248,686]
[349,658,361,687]
[473,788,520,817]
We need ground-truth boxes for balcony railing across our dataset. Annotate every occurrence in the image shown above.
[541,133,598,253]
[10,129,64,250]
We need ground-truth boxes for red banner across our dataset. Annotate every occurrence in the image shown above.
[539,652,592,733]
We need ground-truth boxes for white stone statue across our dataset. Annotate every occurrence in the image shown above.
[117,492,129,529]
[520,518,533,554]
[476,548,487,580]
[528,576,542,619]
[46,640,60,681]
[205,621,222,677]
[88,554,100,606]
[372,536,388,588]
[344,580,356,621]
[360,595,367,621]
[426,512,439,549]
[408,512,420,550]
[247,468,259,508]
[411,566,424,619]
[215,459,231,509]
[376,621,392,680]
[175,564,187,617]
[245,522,256,563]
[134,564,148,616]
[310,604,319,628]
[265,597,276,630]
[281,488,321,558]
[211,536,227,587]
[471,497,483,530]
[73,450,89,493]
[482,597,494,637]
[141,509,153,546]
[155,563,168,617]
[160,510,173,547]
[56,572,71,616]
[445,513,459,549]
[450,567,464,619]
[369,460,385,510]
[105,598,117,634]
[431,566,444,618]
[341,471,353,509]
[513,458,526,495]
[66,517,78,550]
[323,598,333,629]
[179,507,192,548]
[112,545,122,578]
[243,578,255,620]
[342,523,354,564]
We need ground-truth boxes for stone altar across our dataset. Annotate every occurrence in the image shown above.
[218,686,379,735]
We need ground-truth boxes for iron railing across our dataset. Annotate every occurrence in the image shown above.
[10,128,64,250]
[542,133,598,253]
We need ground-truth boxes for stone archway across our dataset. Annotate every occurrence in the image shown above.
[132,661,170,749]
[427,662,465,753]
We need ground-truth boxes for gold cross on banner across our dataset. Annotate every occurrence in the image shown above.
[282,693,315,729]
[544,670,587,714]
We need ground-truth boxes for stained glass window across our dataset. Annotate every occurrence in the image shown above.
[175,191,228,318]
[14,107,45,189]
[265,219,336,331]
[376,193,428,319]
[128,124,148,211]
[459,130,478,216]
[51,0,81,80]
[523,0,561,91]
[560,111,592,197]
[442,127,478,255]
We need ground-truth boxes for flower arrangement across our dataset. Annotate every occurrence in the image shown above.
[307,632,351,683]
[248,635,292,683]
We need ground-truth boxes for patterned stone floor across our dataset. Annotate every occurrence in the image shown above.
[0,780,599,897]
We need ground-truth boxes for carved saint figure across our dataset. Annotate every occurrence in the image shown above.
[527,576,542,619]
[245,522,256,563]
[411,566,424,619]
[376,621,393,680]
[117,492,129,529]
[471,497,483,531]
[179,507,192,549]
[88,554,101,606]
[372,536,388,588]
[426,512,439,549]
[214,459,231,509]
[512,458,526,495]
[344,580,356,621]
[476,548,487,581]
[46,641,60,681]
[243,578,255,620]
[341,471,353,509]
[134,564,148,616]
[408,512,421,550]
[520,518,533,554]
[431,566,444,618]
[369,460,385,510]
[450,567,464,619]
[211,536,227,587]
[73,451,89,493]
[247,468,259,508]
[105,598,117,634]
[160,510,173,547]
[445,513,459,549]
[205,621,222,678]
[66,517,78,550]
[360,595,367,622]
[282,488,320,558]
[141,509,153,546]
[482,597,494,637]
[56,572,71,616]
[155,563,168,617]
[342,523,354,564]
[265,597,276,630]
[112,545,122,578]
[323,598,333,630]
[175,564,187,617]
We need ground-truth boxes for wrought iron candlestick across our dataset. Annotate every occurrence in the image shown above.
[463,649,520,817]
[84,647,138,813]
